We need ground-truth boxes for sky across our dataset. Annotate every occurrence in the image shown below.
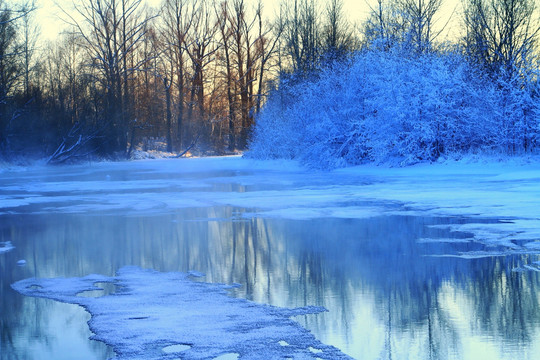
[36,0,463,42]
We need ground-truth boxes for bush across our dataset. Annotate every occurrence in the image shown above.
[248,48,540,168]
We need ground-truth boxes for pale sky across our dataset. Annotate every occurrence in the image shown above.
[35,0,462,43]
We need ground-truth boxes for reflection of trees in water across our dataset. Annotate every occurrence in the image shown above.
[464,257,540,346]
[241,216,540,359]
[2,211,540,359]
[0,217,60,360]
[0,220,22,358]
[0,216,115,359]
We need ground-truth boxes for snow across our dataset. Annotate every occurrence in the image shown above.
[11,266,351,360]
[248,49,540,168]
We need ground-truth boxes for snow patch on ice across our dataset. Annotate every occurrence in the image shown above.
[11,266,351,360]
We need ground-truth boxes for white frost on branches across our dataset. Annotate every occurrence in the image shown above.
[249,49,540,168]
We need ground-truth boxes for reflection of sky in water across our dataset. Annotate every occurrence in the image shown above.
[1,159,540,359]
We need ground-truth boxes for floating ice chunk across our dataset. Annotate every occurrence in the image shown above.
[162,344,191,353]
[213,353,239,360]
[416,237,472,243]
[16,259,26,266]
[0,241,14,254]
[12,266,351,360]
[513,262,540,272]
[524,241,540,250]
[523,264,540,271]
[187,270,205,278]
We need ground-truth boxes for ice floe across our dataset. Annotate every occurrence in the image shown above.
[0,241,14,253]
[11,266,351,359]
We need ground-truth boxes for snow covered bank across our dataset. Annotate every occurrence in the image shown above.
[11,266,350,360]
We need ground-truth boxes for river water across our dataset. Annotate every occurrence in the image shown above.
[1,158,539,359]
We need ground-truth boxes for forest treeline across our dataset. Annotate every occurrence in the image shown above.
[0,0,539,164]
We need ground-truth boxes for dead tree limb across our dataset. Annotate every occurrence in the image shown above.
[47,123,99,164]
[171,133,201,158]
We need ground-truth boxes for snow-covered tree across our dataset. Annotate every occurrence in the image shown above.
[248,47,540,168]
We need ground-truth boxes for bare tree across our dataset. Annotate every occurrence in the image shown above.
[321,0,356,62]
[230,0,256,149]
[128,24,163,155]
[254,2,283,115]
[41,31,108,163]
[362,0,445,53]
[216,0,237,151]
[61,0,152,154]
[281,0,321,74]
[463,0,540,76]
[43,31,87,133]
[145,25,175,154]
[362,0,407,50]
[0,0,35,154]
[161,0,194,149]
[21,0,38,99]
[183,0,219,145]
[399,0,443,53]
[214,0,278,151]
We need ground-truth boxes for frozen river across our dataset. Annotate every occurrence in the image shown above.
[1,156,540,359]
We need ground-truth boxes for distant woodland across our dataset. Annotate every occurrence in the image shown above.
[0,0,539,165]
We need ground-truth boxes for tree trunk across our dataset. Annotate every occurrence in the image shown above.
[164,77,172,152]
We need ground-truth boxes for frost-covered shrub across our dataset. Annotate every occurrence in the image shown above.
[248,49,540,168]
[491,70,540,153]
